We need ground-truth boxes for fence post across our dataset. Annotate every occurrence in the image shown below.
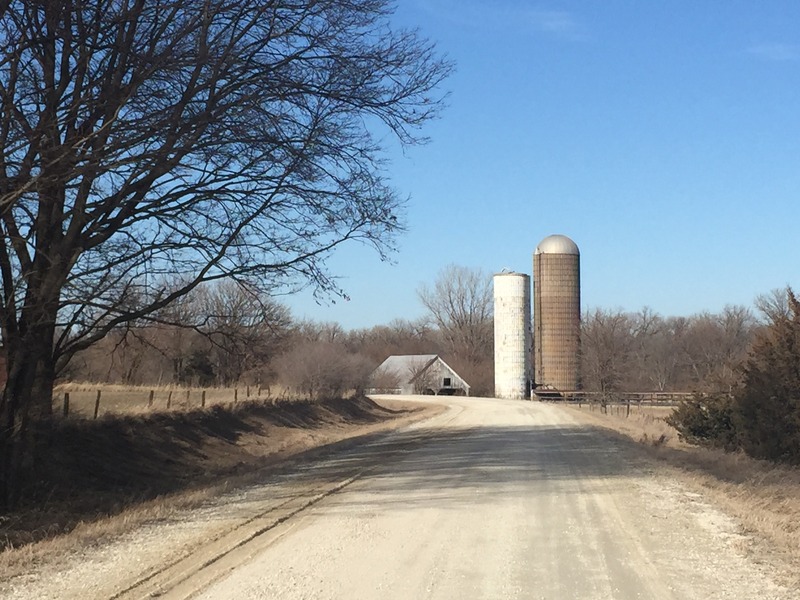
[186,389,191,406]
[63,392,70,417]
[246,385,250,398]
[148,389,155,408]
[201,390,206,408]
[94,389,101,419]
[234,388,238,403]
[167,390,173,409]
[626,398,631,418]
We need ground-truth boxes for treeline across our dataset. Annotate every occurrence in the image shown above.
[65,276,495,397]
[65,271,800,466]
[66,269,779,401]
[582,287,800,465]
[581,304,755,393]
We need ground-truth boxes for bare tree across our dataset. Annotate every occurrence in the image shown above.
[716,305,755,390]
[580,308,634,394]
[639,317,683,391]
[407,356,437,394]
[626,307,660,389]
[368,365,402,393]
[349,318,438,363]
[197,281,291,385]
[680,306,754,392]
[275,341,374,400]
[417,265,493,365]
[294,321,346,345]
[0,0,452,505]
[755,288,791,323]
[582,305,755,395]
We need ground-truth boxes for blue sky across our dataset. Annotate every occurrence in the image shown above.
[288,1,800,329]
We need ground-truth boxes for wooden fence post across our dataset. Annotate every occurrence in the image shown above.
[201,390,206,408]
[234,388,238,403]
[148,389,155,408]
[167,390,173,409]
[93,389,101,419]
[186,389,191,405]
[62,392,70,417]
[246,385,250,398]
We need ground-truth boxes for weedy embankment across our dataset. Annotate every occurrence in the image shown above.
[0,396,430,559]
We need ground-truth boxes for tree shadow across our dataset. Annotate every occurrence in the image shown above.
[0,396,420,550]
[264,422,654,512]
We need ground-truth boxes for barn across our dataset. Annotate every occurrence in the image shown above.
[369,354,470,396]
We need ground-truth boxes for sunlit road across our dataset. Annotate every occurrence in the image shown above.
[190,395,786,600]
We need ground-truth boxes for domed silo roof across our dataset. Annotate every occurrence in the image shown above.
[535,234,580,255]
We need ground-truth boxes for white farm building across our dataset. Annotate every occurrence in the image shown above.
[369,354,470,396]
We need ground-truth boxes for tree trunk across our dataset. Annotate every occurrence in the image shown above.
[0,326,57,508]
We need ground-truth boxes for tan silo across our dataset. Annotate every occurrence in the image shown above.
[533,234,581,391]
[493,272,531,399]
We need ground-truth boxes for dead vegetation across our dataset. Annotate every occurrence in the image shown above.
[51,382,288,417]
[0,395,434,563]
[565,403,800,583]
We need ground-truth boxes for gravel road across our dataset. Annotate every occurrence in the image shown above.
[3,395,791,599]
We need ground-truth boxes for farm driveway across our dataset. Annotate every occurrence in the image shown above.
[3,396,792,599]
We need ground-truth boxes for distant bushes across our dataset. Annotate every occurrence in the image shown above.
[274,341,375,400]
[667,287,800,465]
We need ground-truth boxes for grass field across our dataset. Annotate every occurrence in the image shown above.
[52,382,284,418]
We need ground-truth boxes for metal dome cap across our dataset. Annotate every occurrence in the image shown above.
[534,234,579,255]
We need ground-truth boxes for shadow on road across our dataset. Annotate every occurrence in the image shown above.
[289,423,654,508]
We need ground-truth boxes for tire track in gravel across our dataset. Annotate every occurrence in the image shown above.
[110,401,467,600]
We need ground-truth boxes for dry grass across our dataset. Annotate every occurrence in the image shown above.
[565,403,800,583]
[0,486,217,575]
[52,382,293,417]
[0,395,438,580]
[569,403,677,446]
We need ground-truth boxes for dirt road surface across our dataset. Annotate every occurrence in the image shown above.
[3,396,792,599]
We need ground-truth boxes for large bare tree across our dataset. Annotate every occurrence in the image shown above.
[417,264,493,374]
[0,0,451,504]
[195,281,292,385]
[581,308,634,394]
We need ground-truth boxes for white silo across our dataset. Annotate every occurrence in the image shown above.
[493,272,532,399]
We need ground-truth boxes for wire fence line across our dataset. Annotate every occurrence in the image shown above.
[535,390,695,404]
[52,384,278,419]
[533,390,696,417]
